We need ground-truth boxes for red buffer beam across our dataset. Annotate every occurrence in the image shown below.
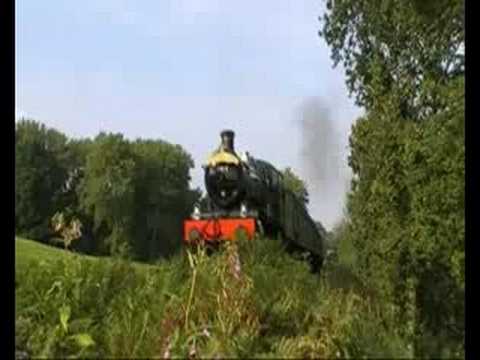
[184,218,256,244]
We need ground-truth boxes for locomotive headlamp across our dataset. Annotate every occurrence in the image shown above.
[192,205,201,220]
[240,203,248,217]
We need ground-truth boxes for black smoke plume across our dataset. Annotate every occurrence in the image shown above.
[296,97,352,230]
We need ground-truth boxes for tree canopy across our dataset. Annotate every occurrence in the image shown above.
[15,120,199,260]
[320,0,464,356]
[15,120,70,240]
[320,0,464,117]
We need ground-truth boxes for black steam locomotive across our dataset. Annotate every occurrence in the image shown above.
[184,130,325,270]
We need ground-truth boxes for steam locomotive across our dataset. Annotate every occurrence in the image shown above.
[183,130,325,270]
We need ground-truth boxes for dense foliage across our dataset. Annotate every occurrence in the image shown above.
[16,237,410,358]
[320,0,464,357]
[15,121,71,240]
[320,0,464,113]
[15,120,200,260]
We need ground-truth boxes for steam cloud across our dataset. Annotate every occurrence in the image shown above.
[296,97,352,231]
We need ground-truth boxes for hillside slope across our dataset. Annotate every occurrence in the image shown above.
[16,238,90,269]
[16,237,155,273]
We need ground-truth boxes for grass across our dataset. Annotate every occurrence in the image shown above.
[15,236,412,359]
[15,237,154,273]
[16,237,75,269]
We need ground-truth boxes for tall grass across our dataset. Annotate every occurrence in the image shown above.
[16,236,411,358]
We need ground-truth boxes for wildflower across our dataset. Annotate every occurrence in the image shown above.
[189,343,196,358]
[202,328,211,338]
[163,339,172,359]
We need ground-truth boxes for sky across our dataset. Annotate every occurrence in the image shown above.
[16,0,363,230]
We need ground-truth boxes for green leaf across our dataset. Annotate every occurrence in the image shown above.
[70,333,95,348]
[59,304,71,332]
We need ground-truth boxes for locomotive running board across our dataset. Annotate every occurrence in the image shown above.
[184,218,256,245]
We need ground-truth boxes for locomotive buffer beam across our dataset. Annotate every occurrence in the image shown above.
[184,206,258,245]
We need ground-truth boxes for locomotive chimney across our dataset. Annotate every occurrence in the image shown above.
[220,130,235,153]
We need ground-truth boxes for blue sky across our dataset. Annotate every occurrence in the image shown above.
[16,0,362,229]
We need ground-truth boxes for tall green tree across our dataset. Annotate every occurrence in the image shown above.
[80,133,139,256]
[58,138,95,253]
[320,0,464,356]
[15,119,70,240]
[131,139,199,259]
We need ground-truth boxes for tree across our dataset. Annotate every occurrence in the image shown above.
[15,119,70,240]
[320,0,464,116]
[15,119,201,260]
[56,138,96,253]
[131,139,199,259]
[80,133,139,256]
[281,167,309,206]
[320,0,464,356]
